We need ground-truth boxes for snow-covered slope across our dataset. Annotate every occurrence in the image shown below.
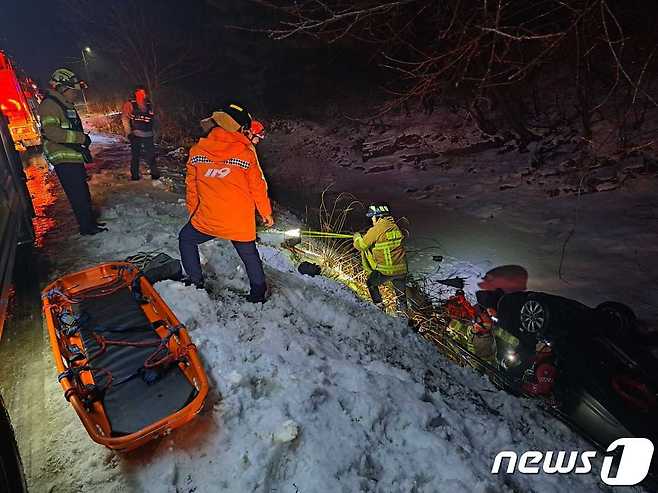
[145,240,610,493]
[24,134,624,493]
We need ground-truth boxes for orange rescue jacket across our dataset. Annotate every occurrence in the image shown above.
[185,127,272,242]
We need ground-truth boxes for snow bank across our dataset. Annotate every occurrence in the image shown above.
[33,136,624,493]
[137,233,611,493]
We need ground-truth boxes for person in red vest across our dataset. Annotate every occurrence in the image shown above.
[521,339,557,396]
[179,103,273,302]
[121,85,160,180]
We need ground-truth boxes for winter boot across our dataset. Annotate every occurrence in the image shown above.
[80,225,108,236]
[245,283,267,304]
[182,276,205,290]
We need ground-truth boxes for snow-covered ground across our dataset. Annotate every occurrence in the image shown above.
[2,133,645,492]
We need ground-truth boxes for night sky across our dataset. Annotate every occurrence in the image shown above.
[1,0,81,83]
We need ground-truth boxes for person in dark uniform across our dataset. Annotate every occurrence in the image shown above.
[37,68,107,236]
[121,85,160,180]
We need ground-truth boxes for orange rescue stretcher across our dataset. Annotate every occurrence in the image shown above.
[42,262,209,451]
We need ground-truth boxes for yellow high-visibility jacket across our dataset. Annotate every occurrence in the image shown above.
[38,89,87,165]
[353,217,407,276]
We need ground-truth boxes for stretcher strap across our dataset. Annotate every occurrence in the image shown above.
[60,366,113,406]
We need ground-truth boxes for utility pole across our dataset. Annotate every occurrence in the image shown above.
[81,46,92,113]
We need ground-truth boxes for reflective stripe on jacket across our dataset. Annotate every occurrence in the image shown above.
[38,90,86,164]
[185,127,272,242]
[353,217,407,276]
[122,100,155,137]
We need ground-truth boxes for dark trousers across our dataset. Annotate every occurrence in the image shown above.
[367,271,408,310]
[178,222,266,296]
[129,135,158,178]
[54,163,95,232]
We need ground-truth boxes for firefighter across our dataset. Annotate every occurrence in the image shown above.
[121,85,160,180]
[179,103,273,303]
[353,204,408,311]
[38,68,107,235]
[521,339,557,396]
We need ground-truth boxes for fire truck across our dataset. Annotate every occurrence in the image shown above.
[0,53,34,493]
[0,51,41,151]
[0,112,30,493]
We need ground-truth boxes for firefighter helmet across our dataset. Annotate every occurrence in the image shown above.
[50,68,87,90]
[223,102,252,129]
[366,203,392,218]
[210,102,253,132]
[250,120,265,139]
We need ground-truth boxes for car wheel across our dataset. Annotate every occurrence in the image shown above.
[520,298,549,333]
[596,301,637,334]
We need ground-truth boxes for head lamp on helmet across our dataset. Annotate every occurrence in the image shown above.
[50,68,87,91]
[366,203,392,218]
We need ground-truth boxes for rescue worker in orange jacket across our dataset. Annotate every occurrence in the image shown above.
[178,103,274,302]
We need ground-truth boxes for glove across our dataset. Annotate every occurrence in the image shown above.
[261,215,274,228]
[80,146,93,163]
[83,134,92,147]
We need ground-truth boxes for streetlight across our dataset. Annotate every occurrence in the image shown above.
[80,46,92,113]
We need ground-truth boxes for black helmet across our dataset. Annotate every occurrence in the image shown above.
[223,102,252,129]
[366,203,392,219]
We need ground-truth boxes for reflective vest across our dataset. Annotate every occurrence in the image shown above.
[354,217,407,276]
[38,90,87,165]
[129,101,154,135]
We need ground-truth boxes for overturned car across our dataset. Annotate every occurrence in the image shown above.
[437,269,658,480]
[491,290,657,445]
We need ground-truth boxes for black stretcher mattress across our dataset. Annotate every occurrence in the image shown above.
[74,288,196,435]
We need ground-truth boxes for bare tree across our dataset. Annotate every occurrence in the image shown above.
[244,0,658,147]
[62,0,212,102]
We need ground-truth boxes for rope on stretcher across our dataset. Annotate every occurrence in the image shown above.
[50,269,194,406]
[44,271,131,305]
[59,328,196,406]
[88,324,192,369]
[60,366,113,405]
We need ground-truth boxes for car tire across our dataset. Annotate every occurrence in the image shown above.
[596,301,637,335]
[519,296,550,334]
[0,395,27,493]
